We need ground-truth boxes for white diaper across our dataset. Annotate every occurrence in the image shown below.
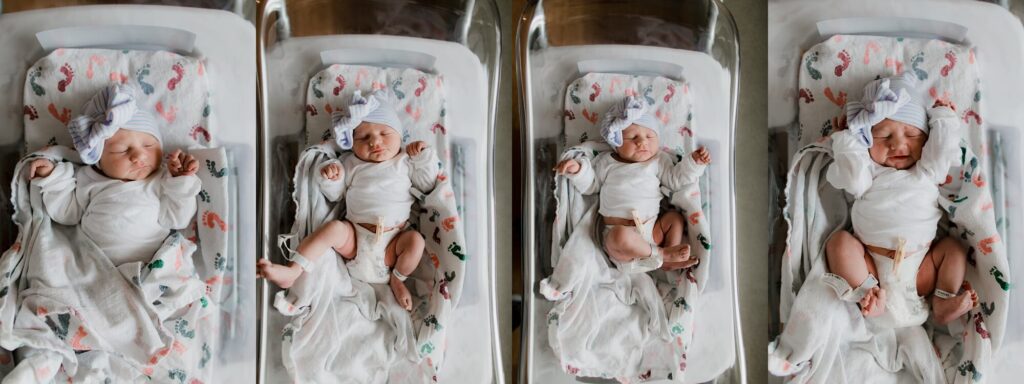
[601,216,661,273]
[866,248,930,329]
[347,224,402,284]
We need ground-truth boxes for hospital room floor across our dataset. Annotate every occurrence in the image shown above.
[0,0,1017,383]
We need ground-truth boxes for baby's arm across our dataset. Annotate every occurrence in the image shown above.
[317,160,347,202]
[825,128,874,198]
[663,147,709,190]
[159,150,201,229]
[916,103,963,183]
[555,157,601,195]
[407,141,440,192]
[30,159,86,225]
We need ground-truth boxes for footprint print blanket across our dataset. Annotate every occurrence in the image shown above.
[769,35,1010,383]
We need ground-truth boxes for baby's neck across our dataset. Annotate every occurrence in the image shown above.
[355,152,401,163]
[92,165,158,182]
[611,152,654,164]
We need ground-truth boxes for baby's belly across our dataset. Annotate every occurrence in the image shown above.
[82,206,168,266]
[599,181,663,220]
[852,185,941,251]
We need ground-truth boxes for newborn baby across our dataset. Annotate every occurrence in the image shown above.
[258,90,440,310]
[555,95,708,271]
[825,72,976,327]
[27,84,200,266]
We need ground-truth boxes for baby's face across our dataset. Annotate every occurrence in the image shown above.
[615,124,660,163]
[352,122,401,162]
[869,118,926,170]
[98,129,162,181]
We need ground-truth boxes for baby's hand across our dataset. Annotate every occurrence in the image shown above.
[406,141,428,157]
[691,147,711,165]
[553,159,581,175]
[932,99,957,112]
[830,113,848,134]
[28,158,55,179]
[167,149,198,177]
[320,162,342,181]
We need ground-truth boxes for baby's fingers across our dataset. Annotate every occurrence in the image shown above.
[184,158,199,174]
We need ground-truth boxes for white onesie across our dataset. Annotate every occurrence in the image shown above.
[567,151,705,271]
[826,106,962,328]
[32,161,201,266]
[318,148,440,283]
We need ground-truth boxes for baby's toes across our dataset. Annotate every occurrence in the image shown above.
[965,290,979,308]
[667,244,691,260]
[859,295,873,311]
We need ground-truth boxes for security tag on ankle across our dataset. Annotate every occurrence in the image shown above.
[934,288,957,300]
[612,244,664,274]
[823,273,878,302]
[393,268,409,282]
[292,252,313,272]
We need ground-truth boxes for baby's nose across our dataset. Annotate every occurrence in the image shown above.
[130,149,144,162]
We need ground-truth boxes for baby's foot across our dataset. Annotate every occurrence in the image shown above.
[933,284,978,325]
[859,287,887,318]
[257,259,302,289]
[390,274,413,311]
[661,244,691,263]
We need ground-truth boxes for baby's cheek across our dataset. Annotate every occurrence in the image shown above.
[868,147,887,164]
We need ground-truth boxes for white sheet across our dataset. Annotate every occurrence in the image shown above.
[0,5,256,383]
[523,44,737,384]
[768,2,1024,381]
[262,35,494,383]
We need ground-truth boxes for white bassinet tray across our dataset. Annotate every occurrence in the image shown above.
[524,44,738,384]
[262,34,495,383]
[768,2,1024,381]
[0,5,256,383]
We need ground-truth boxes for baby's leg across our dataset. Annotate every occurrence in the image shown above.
[385,229,425,311]
[606,222,688,268]
[826,231,885,316]
[652,211,697,270]
[918,237,977,325]
[257,220,357,289]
